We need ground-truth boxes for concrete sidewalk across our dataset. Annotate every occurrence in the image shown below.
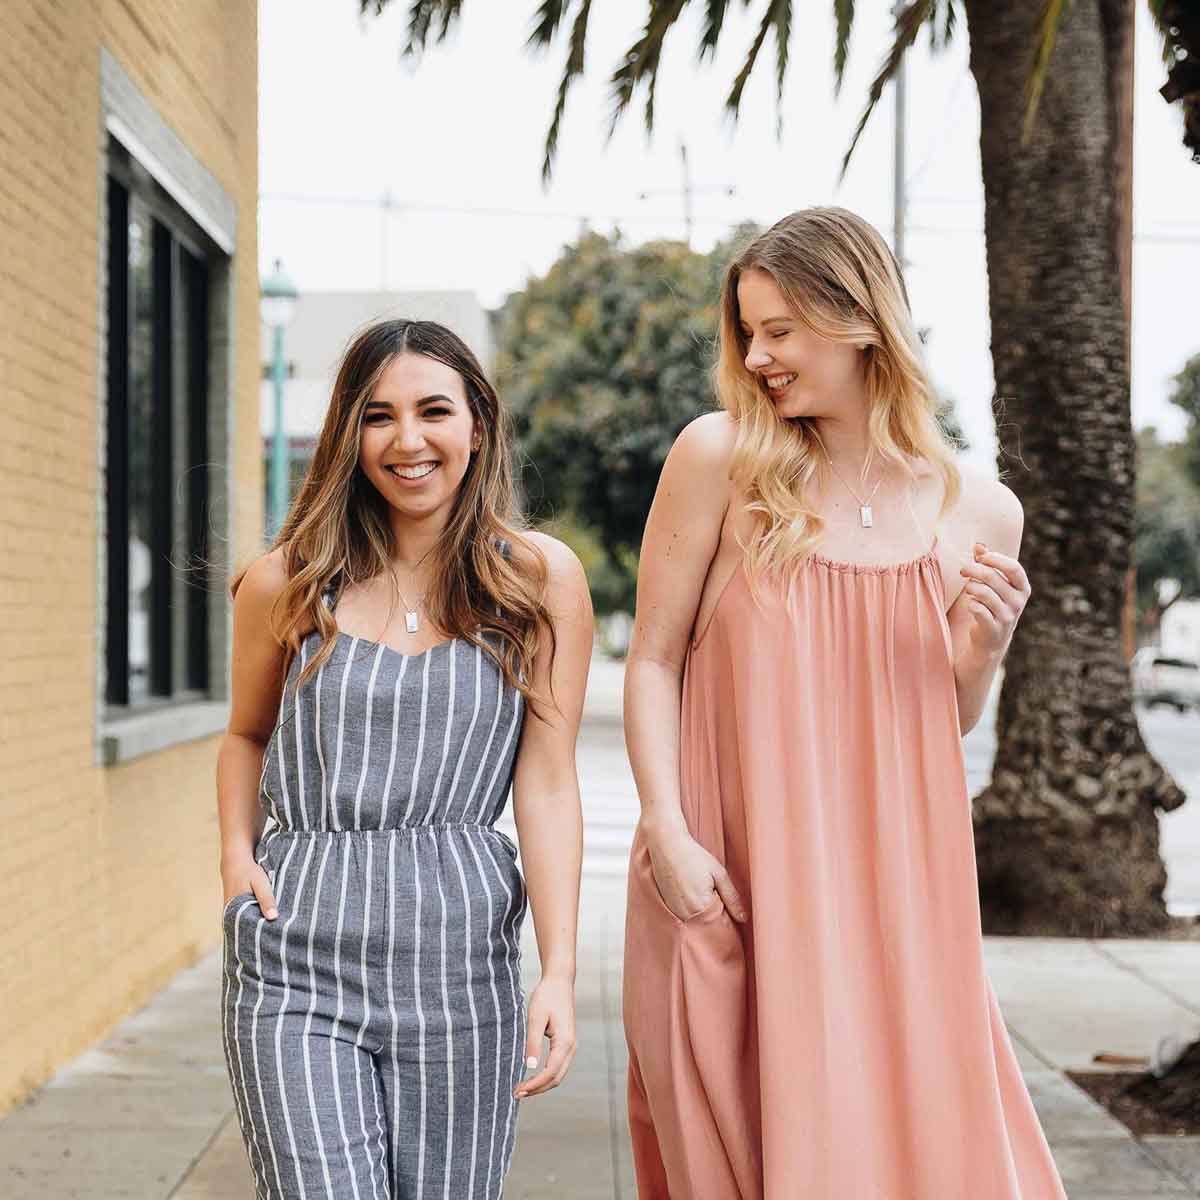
[1,656,1197,1198]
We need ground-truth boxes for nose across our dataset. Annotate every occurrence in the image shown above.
[391,417,426,453]
[744,339,772,372]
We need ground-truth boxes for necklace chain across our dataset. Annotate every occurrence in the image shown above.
[388,545,436,634]
[811,429,885,529]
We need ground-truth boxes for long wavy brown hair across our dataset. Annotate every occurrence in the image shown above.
[715,207,961,579]
[230,319,556,715]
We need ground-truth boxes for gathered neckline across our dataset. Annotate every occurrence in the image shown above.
[805,542,939,575]
[691,535,943,650]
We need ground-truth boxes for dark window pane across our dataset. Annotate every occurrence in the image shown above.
[127,200,154,702]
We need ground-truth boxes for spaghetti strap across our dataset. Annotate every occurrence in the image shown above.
[904,474,940,557]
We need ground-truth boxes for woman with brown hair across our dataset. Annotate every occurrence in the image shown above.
[216,319,593,1198]
[622,208,1065,1197]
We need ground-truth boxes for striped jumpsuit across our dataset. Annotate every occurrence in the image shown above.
[221,578,528,1199]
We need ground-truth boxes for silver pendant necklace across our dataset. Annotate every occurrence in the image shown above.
[818,447,885,528]
[389,551,434,634]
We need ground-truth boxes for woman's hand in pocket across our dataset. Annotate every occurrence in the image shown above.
[221,856,278,920]
[643,819,747,923]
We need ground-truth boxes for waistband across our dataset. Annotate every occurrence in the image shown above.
[264,822,510,838]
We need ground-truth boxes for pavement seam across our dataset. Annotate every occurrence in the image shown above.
[1088,939,1200,1019]
[164,1107,239,1199]
[1130,1136,1200,1197]
[1005,1023,1060,1073]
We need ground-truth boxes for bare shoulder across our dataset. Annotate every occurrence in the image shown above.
[669,409,738,472]
[519,530,586,583]
[954,463,1024,552]
[514,531,591,614]
[236,546,291,613]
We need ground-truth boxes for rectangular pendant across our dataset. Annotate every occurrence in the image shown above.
[405,610,419,634]
[860,504,874,528]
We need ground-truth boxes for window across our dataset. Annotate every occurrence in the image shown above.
[104,138,213,709]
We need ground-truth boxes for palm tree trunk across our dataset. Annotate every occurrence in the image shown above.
[963,0,1186,935]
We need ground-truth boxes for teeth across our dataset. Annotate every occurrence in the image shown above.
[766,373,796,390]
[389,462,437,479]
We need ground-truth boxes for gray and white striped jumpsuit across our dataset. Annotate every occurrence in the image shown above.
[221,576,528,1199]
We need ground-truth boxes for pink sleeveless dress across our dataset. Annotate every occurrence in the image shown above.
[621,534,1068,1198]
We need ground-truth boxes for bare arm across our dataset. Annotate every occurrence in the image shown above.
[947,481,1030,735]
[215,548,290,917]
[624,412,748,922]
[510,533,594,1098]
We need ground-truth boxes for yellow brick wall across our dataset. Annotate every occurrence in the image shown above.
[0,0,260,1115]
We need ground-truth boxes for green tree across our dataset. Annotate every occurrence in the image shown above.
[364,0,1197,935]
[1135,426,1200,631]
[498,228,747,613]
[1166,352,1200,485]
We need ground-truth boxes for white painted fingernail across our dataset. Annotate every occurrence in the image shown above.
[525,1056,539,1071]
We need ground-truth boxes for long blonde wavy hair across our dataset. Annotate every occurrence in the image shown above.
[229,319,555,715]
[715,207,961,578]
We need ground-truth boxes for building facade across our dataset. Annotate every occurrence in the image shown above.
[0,1,259,1114]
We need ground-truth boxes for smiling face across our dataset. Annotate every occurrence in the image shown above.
[357,352,479,525]
[735,267,866,421]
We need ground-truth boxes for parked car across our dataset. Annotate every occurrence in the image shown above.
[1131,647,1200,712]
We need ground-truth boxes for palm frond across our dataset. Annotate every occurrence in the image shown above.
[401,0,441,56]
[434,0,464,40]
[528,0,573,50]
[606,0,688,140]
[542,0,594,183]
[925,0,957,52]
[838,0,933,182]
[725,1,778,120]
[700,0,733,63]
[1022,0,1074,144]
[833,0,855,95]
[771,0,792,138]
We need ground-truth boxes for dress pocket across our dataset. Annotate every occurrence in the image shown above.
[633,833,726,927]
[221,890,256,923]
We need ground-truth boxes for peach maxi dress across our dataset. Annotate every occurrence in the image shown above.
[622,535,1068,1199]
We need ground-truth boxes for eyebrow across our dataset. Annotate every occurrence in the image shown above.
[739,315,795,329]
[365,394,457,410]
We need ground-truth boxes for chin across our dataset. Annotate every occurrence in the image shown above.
[772,396,811,422]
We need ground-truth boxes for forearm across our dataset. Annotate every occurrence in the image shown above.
[513,773,583,983]
[216,732,269,865]
[624,654,687,838]
[954,643,1005,736]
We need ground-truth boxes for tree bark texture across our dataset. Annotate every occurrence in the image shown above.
[963,0,1186,935]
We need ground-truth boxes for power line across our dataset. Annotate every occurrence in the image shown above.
[259,189,741,228]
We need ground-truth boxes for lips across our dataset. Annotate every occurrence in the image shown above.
[764,372,797,392]
[386,461,439,481]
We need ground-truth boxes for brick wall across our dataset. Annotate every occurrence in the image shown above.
[0,0,259,1114]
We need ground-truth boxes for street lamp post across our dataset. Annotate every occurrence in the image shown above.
[260,258,298,538]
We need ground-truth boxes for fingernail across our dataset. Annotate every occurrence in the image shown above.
[525,1056,539,1071]
[266,908,278,919]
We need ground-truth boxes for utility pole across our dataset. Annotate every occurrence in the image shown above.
[637,139,734,248]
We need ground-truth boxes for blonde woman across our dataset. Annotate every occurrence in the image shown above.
[217,320,592,1198]
[621,209,1066,1197]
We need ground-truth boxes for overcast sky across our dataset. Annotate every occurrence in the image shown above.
[259,1,1200,472]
